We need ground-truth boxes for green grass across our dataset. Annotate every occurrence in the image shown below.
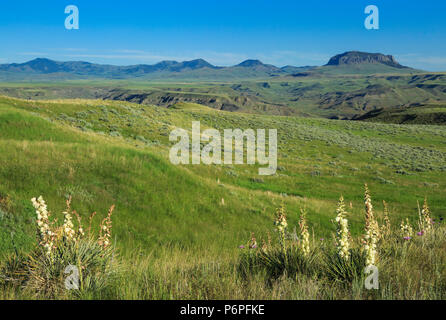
[0,94,446,299]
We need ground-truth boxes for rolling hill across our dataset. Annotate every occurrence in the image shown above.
[353,102,446,125]
[1,94,446,299]
[1,94,445,259]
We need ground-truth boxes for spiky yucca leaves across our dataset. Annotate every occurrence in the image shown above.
[238,245,319,281]
[335,196,350,261]
[325,248,367,284]
[25,238,117,298]
[0,252,28,287]
[239,206,317,281]
[2,197,119,298]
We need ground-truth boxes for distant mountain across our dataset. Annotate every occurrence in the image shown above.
[0,51,421,81]
[236,59,265,67]
[0,58,219,75]
[0,57,293,80]
[300,51,418,75]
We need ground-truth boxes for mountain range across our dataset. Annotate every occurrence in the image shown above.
[0,51,419,81]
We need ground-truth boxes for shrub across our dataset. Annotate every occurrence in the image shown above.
[25,238,116,298]
[0,197,117,298]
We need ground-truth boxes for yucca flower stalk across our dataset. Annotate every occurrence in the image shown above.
[335,196,350,261]
[249,233,257,249]
[418,198,432,234]
[363,184,379,266]
[88,211,97,236]
[400,218,413,240]
[266,232,272,250]
[62,197,76,241]
[98,205,115,249]
[261,238,268,251]
[73,210,85,239]
[299,208,310,257]
[381,200,391,239]
[274,203,288,264]
[31,196,55,255]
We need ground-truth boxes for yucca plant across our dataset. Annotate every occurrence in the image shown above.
[325,248,367,283]
[0,252,29,287]
[238,245,319,281]
[1,196,118,299]
[26,237,117,298]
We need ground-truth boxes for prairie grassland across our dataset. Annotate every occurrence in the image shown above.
[0,95,445,299]
[2,190,446,300]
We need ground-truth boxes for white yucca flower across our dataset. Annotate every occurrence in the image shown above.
[274,204,288,233]
[299,209,310,257]
[364,227,378,265]
[419,198,432,234]
[62,197,76,241]
[31,196,53,255]
[98,205,115,249]
[63,211,76,240]
[400,218,413,240]
[363,184,379,266]
[335,196,350,261]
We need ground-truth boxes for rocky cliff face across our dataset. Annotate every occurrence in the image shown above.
[326,51,406,68]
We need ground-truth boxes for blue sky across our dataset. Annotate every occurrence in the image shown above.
[1,0,446,70]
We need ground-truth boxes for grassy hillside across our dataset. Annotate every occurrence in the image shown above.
[354,103,446,125]
[1,95,445,254]
[1,95,446,299]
